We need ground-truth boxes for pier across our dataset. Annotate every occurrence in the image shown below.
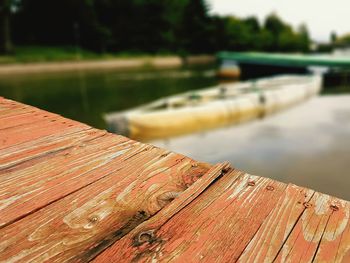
[218,52,350,69]
[1,97,350,262]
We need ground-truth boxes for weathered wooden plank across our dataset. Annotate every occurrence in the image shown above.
[0,128,98,169]
[94,169,287,263]
[0,134,140,228]
[0,116,89,150]
[0,110,61,130]
[237,184,315,262]
[0,106,36,118]
[0,149,211,262]
[0,98,38,117]
[311,199,350,262]
[0,98,61,130]
[1,97,350,263]
[0,98,90,150]
[91,162,230,261]
[273,192,342,262]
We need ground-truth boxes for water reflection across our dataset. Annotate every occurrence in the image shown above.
[0,66,217,128]
[152,95,350,200]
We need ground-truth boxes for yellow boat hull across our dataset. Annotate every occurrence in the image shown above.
[105,75,322,141]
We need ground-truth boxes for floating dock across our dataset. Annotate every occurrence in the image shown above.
[0,97,350,262]
[218,52,350,69]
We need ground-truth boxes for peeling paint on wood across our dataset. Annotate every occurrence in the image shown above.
[238,184,315,262]
[93,169,286,262]
[0,97,350,263]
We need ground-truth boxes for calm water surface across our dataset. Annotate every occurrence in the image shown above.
[0,67,349,200]
[0,66,217,128]
[152,95,350,200]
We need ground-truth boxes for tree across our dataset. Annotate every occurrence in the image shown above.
[244,16,260,33]
[179,0,212,53]
[330,31,337,44]
[14,0,110,52]
[297,24,310,52]
[335,33,350,47]
[263,13,311,52]
[264,13,287,51]
[0,0,13,54]
[9,0,312,54]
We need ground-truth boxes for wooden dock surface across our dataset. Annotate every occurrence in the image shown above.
[0,97,349,262]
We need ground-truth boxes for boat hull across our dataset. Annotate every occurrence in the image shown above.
[105,75,322,141]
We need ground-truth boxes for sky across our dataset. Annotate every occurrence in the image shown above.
[208,0,350,42]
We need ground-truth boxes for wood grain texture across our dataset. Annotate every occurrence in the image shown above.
[1,97,350,263]
[313,199,350,262]
[0,117,88,150]
[0,98,59,124]
[238,184,315,262]
[0,110,59,130]
[0,98,90,150]
[0,149,211,262]
[274,192,350,263]
[0,133,140,228]
[94,169,287,263]
[0,128,99,169]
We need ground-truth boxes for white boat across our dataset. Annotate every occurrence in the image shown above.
[105,74,322,140]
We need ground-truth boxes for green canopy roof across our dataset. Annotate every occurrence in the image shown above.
[218,52,350,69]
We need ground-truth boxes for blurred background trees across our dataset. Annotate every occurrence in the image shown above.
[0,0,14,53]
[1,0,315,55]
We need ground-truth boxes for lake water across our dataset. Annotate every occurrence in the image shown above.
[0,66,217,129]
[0,66,349,200]
[152,95,350,200]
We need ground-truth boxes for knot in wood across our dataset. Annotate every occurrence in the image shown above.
[89,215,99,224]
[137,230,155,244]
[157,192,180,208]
[266,185,274,191]
[330,205,339,211]
[221,167,230,173]
[303,202,312,208]
[247,181,255,187]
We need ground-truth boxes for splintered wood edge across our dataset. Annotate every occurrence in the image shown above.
[92,162,232,262]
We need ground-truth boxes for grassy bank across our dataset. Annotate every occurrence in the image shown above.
[0,46,216,75]
[0,46,176,64]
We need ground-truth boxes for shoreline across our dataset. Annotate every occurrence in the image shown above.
[0,55,216,75]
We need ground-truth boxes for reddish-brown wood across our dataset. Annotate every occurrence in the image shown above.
[0,128,98,168]
[313,199,350,262]
[0,154,210,262]
[1,97,350,263]
[0,110,60,130]
[273,192,349,263]
[238,184,315,262]
[0,133,140,228]
[93,170,287,262]
[0,98,45,118]
[0,118,88,150]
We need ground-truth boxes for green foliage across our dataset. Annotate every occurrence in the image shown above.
[335,33,350,46]
[3,0,312,56]
[262,14,310,52]
[0,0,14,53]
[209,13,310,53]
